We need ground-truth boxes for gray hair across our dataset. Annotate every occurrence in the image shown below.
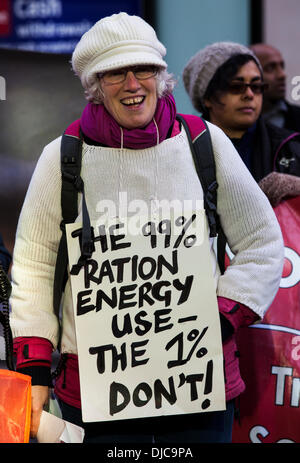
[83,68,177,104]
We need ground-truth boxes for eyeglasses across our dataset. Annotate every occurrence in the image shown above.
[226,82,268,95]
[100,66,158,85]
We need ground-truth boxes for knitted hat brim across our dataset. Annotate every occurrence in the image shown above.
[80,42,167,86]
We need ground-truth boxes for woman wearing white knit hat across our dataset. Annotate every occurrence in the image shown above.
[10,14,283,443]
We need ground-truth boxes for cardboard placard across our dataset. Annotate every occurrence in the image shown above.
[66,209,225,422]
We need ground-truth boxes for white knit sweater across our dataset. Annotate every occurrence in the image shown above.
[10,122,284,353]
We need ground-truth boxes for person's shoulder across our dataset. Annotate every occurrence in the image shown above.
[284,100,300,131]
[265,118,300,143]
[176,114,231,145]
[31,136,63,178]
[204,120,234,149]
[38,136,62,162]
[264,117,300,173]
[205,120,223,132]
[204,120,230,139]
[43,136,62,152]
[285,100,300,114]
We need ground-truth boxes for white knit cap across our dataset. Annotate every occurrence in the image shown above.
[72,12,167,88]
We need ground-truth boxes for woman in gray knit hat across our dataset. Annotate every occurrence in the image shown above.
[183,42,300,196]
[10,19,284,444]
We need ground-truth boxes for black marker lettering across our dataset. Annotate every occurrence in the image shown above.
[98,259,115,284]
[111,313,133,338]
[156,250,178,279]
[83,259,100,288]
[77,289,94,316]
[138,282,155,308]
[111,343,127,372]
[138,256,157,280]
[109,223,131,251]
[93,224,108,252]
[110,382,130,416]
[173,275,194,304]
[132,383,152,407]
[89,343,127,374]
[131,339,149,367]
[118,284,137,310]
[95,287,117,311]
[131,254,138,281]
[185,374,204,401]
[134,310,152,336]
[89,344,113,374]
[111,257,131,283]
[151,281,172,307]
[154,309,173,333]
[154,376,176,408]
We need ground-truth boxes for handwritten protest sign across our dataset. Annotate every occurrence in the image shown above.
[66,209,225,422]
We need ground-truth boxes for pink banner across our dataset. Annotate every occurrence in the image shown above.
[232,196,300,443]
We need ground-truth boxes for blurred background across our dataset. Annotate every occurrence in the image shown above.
[0,0,299,361]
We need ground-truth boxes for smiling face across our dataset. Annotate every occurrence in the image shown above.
[99,66,158,129]
[204,60,263,139]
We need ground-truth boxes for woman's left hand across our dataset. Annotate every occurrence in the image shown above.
[30,385,50,437]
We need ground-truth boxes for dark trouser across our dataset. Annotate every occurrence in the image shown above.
[58,399,235,443]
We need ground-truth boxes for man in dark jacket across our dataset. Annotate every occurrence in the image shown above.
[250,43,300,133]
[182,42,300,205]
[233,115,300,182]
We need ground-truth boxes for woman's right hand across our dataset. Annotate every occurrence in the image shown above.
[30,385,50,437]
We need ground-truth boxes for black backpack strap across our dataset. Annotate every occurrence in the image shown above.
[176,114,226,273]
[216,226,227,275]
[0,262,14,371]
[53,124,94,342]
[176,114,219,237]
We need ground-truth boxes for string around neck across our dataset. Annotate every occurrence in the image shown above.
[120,126,124,149]
[153,117,159,145]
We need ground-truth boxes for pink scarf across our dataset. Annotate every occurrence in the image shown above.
[80,94,177,149]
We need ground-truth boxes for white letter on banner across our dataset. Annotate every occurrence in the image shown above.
[271,366,293,405]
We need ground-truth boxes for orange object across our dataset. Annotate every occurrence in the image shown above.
[0,370,31,443]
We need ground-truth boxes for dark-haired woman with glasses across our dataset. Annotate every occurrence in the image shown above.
[183,42,300,183]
